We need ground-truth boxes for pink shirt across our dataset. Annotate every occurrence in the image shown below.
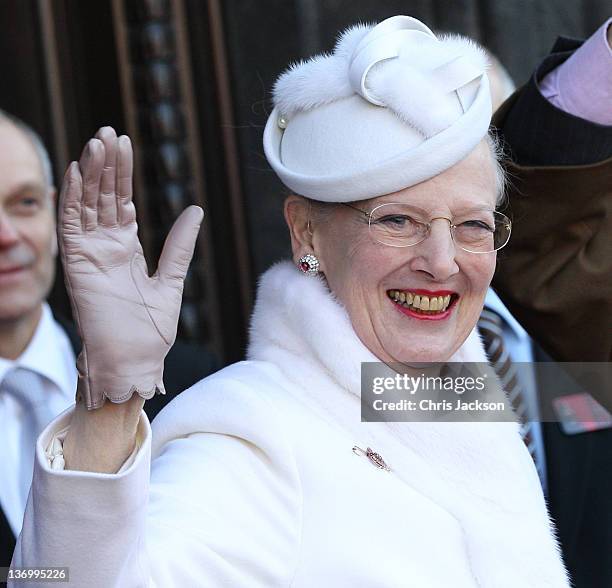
[540,18,612,125]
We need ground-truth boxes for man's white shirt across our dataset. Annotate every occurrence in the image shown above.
[0,303,76,535]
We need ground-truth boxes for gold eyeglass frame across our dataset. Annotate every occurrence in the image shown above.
[341,202,512,254]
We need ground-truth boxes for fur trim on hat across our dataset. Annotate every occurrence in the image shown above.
[273,22,489,135]
[273,24,371,116]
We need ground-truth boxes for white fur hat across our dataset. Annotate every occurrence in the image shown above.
[263,15,492,202]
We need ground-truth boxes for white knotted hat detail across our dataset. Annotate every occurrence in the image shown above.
[263,15,492,202]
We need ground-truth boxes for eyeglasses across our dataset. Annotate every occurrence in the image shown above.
[342,202,512,254]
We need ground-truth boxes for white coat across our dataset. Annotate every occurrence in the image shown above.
[12,261,570,587]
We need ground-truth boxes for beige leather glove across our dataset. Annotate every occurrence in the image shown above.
[59,127,203,409]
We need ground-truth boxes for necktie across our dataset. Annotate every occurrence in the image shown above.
[1,368,48,508]
[477,309,538,464]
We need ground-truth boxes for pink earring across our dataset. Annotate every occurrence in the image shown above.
[298,253,320,275]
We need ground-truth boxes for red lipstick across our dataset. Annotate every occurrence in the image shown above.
[393,303,454,321]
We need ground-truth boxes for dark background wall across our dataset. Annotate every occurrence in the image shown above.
[0,0,609,363]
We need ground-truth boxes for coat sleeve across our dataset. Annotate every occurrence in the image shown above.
[11,381,303,588]
[491,38,612,366]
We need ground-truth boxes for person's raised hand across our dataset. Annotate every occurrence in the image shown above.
[59,126,203,410]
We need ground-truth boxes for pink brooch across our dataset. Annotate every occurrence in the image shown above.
[352,446,391,471]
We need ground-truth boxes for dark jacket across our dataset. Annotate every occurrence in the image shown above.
[492,37,612,365]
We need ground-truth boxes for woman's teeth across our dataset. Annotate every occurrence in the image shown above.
[387,290,453,313]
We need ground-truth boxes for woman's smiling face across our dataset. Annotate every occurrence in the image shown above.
[294,141,499,363]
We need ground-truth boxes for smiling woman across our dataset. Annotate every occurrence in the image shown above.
[12,15,570,588]
[279,135,505,367]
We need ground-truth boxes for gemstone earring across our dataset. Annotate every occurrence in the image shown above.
[298,253,320,275]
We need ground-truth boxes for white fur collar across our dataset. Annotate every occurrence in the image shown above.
[248,261,569,587]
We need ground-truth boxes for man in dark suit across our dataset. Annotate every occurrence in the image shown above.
[0,111,217,566]
[480,292,611,588]
[491,22,612,588]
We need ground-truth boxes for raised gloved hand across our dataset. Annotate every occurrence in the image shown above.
[59,127,203,409]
